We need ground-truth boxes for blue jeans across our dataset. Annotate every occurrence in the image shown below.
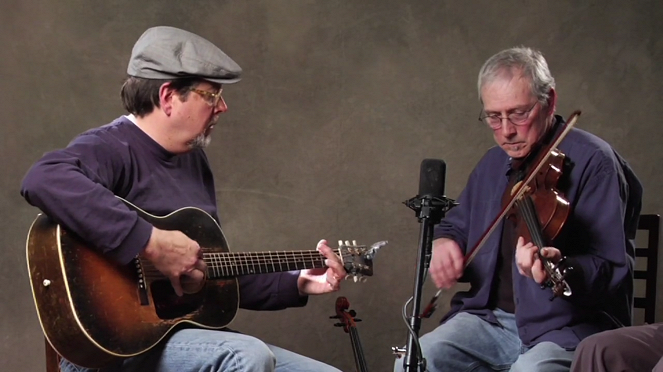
[394,309,574,372]
[60,328,341,372]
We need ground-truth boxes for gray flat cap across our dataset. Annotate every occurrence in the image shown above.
[127,26,242,84]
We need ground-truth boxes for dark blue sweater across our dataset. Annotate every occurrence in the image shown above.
[434,115,643,349]
[21,116,305,311]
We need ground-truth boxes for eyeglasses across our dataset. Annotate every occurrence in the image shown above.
[478,102,538,129]
[190,88,225,107]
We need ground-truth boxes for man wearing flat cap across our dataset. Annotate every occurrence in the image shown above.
[21,26,345,372]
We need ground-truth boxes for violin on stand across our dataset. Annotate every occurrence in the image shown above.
[331,296,369,372]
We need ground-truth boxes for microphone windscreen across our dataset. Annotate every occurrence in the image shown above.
[418,159,446,198]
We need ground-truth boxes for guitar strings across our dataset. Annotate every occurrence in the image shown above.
[138,249,353,279]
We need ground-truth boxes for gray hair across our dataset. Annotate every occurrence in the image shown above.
[477,47,555,107]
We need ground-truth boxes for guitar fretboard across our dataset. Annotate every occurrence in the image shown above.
[202,249,335,278]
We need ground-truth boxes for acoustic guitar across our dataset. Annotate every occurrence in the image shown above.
[26,197,386,368]
[331,296,369,372]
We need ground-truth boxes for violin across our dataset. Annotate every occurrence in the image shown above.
[421,110,581,317]
[494,111,580,297]
[331,296,369,372]
[503,136,573,297]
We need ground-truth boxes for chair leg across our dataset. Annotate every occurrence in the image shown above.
[45,338,61,372]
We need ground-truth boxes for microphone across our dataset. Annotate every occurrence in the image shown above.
[404,158,456,222]
[418,159,446,199]
[398,159,457,372]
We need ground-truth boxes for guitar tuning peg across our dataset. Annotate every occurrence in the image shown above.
[352,240,357,246]
[345,240,351,247]
[355,318,362,322]
[353,276,358,283]
[338,240,343,247]
[334,323,343,327]
[360,277,368,283]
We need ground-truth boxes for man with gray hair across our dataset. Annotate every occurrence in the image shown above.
[22,26,345,372]
[395,47,642,371]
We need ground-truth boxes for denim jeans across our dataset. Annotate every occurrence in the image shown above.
[393,309,574,372]
[60,328,341,372]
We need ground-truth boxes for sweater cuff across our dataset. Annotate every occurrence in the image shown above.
[106,217,153,264]
[279,271,309,308]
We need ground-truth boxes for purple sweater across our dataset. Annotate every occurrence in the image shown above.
[21,116,306,311]
[434,116,643,349]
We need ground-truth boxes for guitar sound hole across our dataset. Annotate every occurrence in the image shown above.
[150,280,205,319]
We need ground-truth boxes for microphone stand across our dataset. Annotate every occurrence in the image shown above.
[400,195,457,372]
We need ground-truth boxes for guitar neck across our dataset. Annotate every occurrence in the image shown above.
[203,249,334,279]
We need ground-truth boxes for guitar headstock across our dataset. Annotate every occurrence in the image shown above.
[337,240,387,282]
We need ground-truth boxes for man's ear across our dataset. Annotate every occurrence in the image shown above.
[546,88,557,117]
[159,82,175,116]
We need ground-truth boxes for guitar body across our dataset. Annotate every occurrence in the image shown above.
[26,203,239,368]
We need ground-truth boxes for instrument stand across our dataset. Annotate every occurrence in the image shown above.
[399,195,457,372]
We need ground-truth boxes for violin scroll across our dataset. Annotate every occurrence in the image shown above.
[332,296,361,331]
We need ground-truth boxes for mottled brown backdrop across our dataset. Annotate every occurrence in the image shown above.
[1,1,662,371]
